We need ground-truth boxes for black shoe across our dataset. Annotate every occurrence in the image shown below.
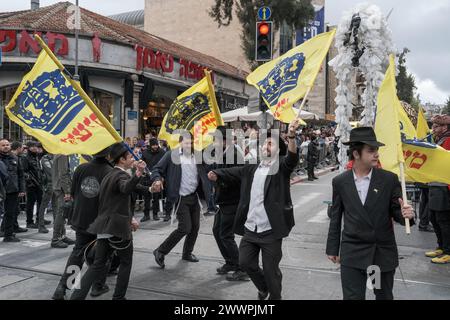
[26,223,38,229]
[153,215,160,221]
[140,215,150,222]
[182,254,199,263]
[153,249,165,269]
[313,176,319,180]
[52,285,66,300]
[258,290,269,300]
[204,210,217,217]
[3,236,20,242]
[90,284,109,297]
[44,219,52,225]
[226,270,250,281]
[419,225,434,232]
[38,227,49,234]
[216,264,237,275]
[51,240,68,248]
[62,237,76,245]
[14,227,28,233]
[307,178,314,181]
[163,215,171,222]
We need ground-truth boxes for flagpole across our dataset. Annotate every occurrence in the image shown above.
[295,86,312,120]
[399,162,411,234]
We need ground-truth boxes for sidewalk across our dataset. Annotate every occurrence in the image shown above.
[290,165,338,185]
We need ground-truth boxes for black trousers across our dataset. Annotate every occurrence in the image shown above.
[419,188,430,227]
[26,187,42,224]
[430,209,450,254]
[57,231,106,290]
[143,192,162,217]
[213,208,239,267]
[340,265,395,300]
[1,193,19,237]
[158,193,200,256]
[307,160,316,178]
[239,229,283,300]
[70,238,133,300]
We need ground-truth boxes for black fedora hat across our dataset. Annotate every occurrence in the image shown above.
[109,142,129,163]
[342,127,385,147]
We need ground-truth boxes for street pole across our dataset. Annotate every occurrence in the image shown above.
[74,0,79,81]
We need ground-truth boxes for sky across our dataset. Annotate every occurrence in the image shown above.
[2,0,449,105]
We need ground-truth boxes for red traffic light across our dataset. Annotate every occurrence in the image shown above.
[259,23,270,35]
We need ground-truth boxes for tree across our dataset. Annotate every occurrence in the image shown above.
[443,96,450,115]
[209,0,315,69]
[396,48,417,105]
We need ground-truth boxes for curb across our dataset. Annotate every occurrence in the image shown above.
[290,166,337,186]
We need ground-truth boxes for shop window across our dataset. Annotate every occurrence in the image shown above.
[91,88,122,134]
[142,95,172,134]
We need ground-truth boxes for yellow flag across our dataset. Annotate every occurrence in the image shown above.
[416,106,431,140]
[375,54,405,175]
[247,29,336,123]
[375,55,450,184]
[158,71,223,150]
[6,36,120,155]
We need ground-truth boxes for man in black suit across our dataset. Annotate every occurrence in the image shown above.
[208,119,301,300]
[326,127,415,300]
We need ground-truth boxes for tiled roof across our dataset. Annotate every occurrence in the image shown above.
[0,2,248,80]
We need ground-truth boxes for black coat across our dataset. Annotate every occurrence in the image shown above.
[70,158,114,232]
[151,149,210,205]
[22,152,43,189]
[307,140,319,163]
[142,148,166,170]
[213,150,299,239]
[0,153,25,194]
[326,168,415,272]
[88,168,142,240]
[211,145,244,211]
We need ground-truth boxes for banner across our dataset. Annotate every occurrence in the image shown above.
[6,36,120,155]
[158,71,223,150]
[247,29,336,123]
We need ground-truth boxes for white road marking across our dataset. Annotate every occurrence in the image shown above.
[307,208,329,224]
[293,192,322,209]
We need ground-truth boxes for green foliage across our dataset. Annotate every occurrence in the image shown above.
[209,0,315,69]
[443,96,450,115]
[396,48,417,105]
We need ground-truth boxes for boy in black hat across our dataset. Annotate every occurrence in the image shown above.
[70,142,150,300]
[52,146,113,300]
[326,127,415,300]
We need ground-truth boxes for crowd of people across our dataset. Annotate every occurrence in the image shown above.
[0,114,447,301]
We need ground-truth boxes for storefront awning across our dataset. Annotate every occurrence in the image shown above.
[221,106,319,122]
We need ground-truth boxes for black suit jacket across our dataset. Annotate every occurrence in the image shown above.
[326,168,415,272]
[214,150,299,239]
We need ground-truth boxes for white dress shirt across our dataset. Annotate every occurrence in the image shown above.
[353,169,373,205]
[245,163,272,233]
[179,151,198,196]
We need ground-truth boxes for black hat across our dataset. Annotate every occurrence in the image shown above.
[109,142,129,163]
[342,127,385,147]
[93,145,112,158]
[149,138,159,146]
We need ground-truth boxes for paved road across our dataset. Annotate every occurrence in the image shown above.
[0,171,449,300]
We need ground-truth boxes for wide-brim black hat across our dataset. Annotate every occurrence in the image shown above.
[342,127,385,147]
[93,145,112,158]
[109,142,129,162]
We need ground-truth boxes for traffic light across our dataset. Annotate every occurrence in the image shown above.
[255,21,273,62]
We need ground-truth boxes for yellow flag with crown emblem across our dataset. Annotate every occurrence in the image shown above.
[247,29,336,123]
[158,71,223,150]
[5,36,121,155]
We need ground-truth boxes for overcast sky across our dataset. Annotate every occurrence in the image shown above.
[2,0,449,104]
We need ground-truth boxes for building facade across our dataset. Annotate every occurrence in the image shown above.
[0,2,252,141]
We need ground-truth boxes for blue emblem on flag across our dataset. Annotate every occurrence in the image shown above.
[12,70,85,135]
[257,53,305,107]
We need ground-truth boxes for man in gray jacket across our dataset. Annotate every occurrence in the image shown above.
[51,154,75,248]
[37,150,54,234]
